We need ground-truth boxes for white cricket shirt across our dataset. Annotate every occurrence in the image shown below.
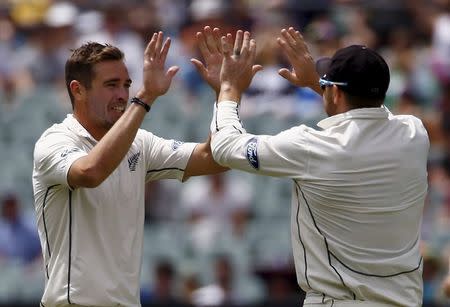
[210,102,429,306]
[33,114,196,307]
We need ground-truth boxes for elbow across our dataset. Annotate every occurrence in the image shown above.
[210,140,227,167]
[72,166,106,189]
[82,175,104,188]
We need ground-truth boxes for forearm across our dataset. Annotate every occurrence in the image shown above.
[69,101,150,188]
[210,101,251,168]
[182,142,228,181]
[218,82,243,103]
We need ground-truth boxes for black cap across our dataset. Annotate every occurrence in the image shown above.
[316,45,390,99]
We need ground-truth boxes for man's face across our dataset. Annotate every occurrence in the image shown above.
[85,60,131,130]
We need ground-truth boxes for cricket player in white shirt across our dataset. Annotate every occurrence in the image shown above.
[33,30,226,307]
[204,28,429,306]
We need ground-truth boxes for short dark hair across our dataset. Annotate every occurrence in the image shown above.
[65,42,124,108]
[342,90,384,109]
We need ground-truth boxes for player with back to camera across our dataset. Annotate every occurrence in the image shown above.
[32,28,226,307]
[198,27,429,306]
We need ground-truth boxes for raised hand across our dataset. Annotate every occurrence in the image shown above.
[277,27,322,94]
[218,30,262,103]
[137,32,179,103]
[191,26,223,96]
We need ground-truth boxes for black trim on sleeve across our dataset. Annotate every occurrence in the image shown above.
[40,302,46,307]
[45,264,49,280]
[215,103,219,132]
[67,190,73,304]
[232,125,243,134]
[146,167,185,174]
[236,104,244,127]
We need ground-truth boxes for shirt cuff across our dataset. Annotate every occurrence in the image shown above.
[215,101,241,131]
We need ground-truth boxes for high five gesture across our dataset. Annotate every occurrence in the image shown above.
[219,30,262,103]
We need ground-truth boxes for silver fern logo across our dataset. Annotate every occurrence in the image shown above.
[128,151,140,171]
[172,140,184,150]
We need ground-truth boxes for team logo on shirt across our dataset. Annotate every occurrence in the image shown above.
[60,148,80,158]
[246,137,259,169]
[172,140,184,151]
[128,151,140,171]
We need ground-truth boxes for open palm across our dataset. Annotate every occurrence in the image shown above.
[138,32,179,102]
[191,26,223,95]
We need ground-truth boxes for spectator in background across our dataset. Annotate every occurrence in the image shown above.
[180,173,252,253]
[76,4,144,96]
[141,260,179,305]
[192,255,237,306]
[0,192,41,265]
[17,2,79,88]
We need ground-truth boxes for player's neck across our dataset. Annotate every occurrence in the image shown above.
[73,111,108,141]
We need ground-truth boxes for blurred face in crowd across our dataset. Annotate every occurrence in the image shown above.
[77,60,131,135]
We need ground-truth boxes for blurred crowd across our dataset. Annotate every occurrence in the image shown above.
[0,0,449,306]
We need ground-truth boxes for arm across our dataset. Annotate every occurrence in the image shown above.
[209,30,308,178]
[177,26,236,180]
[277,27,323,96]
[68,32,179,189]
[210,101,309,178]
[69,105,147,188]
[182,134,228,181]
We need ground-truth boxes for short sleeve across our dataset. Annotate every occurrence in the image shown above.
[139,130,197,182]
[33,132,87,188]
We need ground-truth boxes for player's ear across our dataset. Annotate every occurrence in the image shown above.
[70,80,86,101]
[331,85,341,106]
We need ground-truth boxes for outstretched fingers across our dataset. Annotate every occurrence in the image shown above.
[154,31,164,59]
[196,31,210,58]
[289,27,310,54]
[277,36,297,63]
[159,37,171,63]
[240,31,251,57]
[213,28,222,53]
[221,33,233,57]
[144,33,158,59]
[233,30,244,56]
[281,28,297,49]
[204,26,220,54]
[249,38,262,76]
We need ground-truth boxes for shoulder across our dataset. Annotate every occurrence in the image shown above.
[33,122,81,161]
[34,123,70,150]
[389,113,427,131]
[389,113,429,143]
[135,128,155,141]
